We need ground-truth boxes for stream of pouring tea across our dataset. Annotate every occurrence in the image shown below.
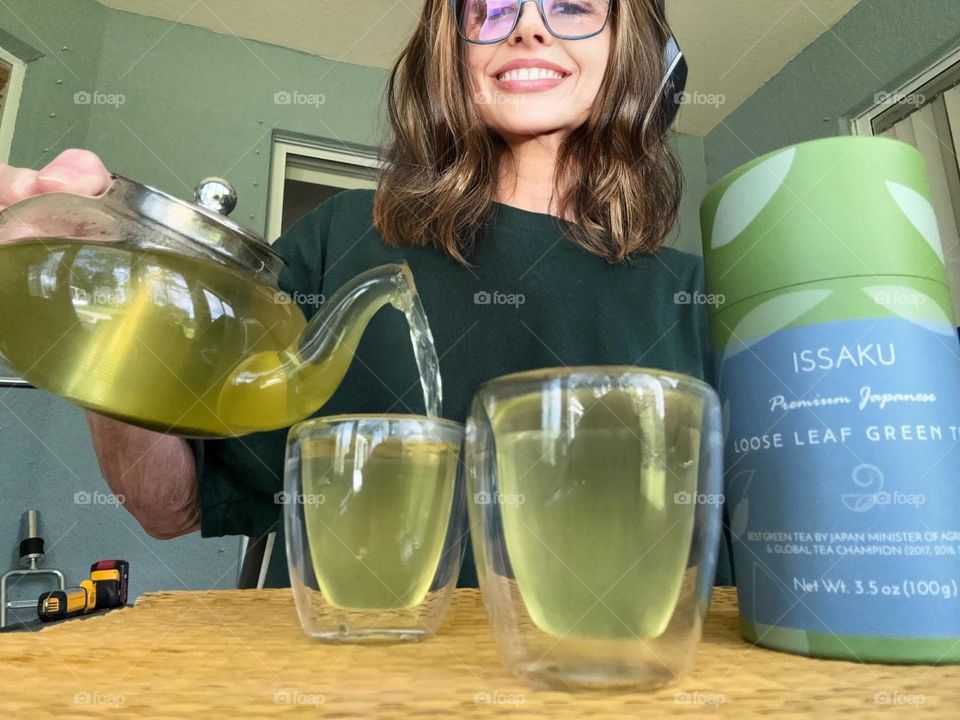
[395,290,443,420]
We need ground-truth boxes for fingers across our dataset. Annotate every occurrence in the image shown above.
[0,149,112,211]
[0,166,39,210]
[36,148,112,197]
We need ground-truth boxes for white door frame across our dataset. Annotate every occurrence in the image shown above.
[851,45,960,137]
[266,136,380,243]
[0,46,26,164]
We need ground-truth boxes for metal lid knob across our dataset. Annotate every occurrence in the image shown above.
[194,177,238,216]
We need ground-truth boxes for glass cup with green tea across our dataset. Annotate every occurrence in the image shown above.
[284,414,465,642]
[465,367,723,690]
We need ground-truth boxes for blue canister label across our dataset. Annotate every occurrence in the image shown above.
[720,316,960,638]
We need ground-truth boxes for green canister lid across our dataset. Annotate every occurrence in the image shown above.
[700,136,949,314]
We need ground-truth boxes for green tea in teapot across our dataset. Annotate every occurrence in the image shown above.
[0,239,440,437]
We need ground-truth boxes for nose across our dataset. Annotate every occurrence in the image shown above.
[508,0,552,46]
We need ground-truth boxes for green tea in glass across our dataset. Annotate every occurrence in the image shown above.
[285,414,465,642]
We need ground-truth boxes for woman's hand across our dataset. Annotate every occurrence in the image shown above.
[0,148,111,211]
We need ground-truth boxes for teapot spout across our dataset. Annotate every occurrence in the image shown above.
[217,263,427,434]
[291,261,418,383]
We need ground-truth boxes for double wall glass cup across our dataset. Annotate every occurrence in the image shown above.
[465,367,723,689]
[284,414,465,642]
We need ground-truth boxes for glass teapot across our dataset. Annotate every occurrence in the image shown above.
[0,175,439,437]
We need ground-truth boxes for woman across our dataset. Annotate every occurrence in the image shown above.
[0,0,734,587]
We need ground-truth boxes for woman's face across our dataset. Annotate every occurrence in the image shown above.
[464,1,611,142]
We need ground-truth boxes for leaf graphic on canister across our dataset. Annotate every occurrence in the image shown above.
[711,148,796,249]
[726,469,755,539]
[862,285,956,336]
[841,462,883,513]
[840,493,875,512]
[886,181,944,263]
[719,290,832,369]
[730,498,749,539]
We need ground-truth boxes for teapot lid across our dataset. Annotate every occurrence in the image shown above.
[105,174,285,279]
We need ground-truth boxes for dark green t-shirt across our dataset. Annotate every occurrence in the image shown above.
[192,189,735,588]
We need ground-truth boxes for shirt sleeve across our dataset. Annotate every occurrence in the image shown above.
[188,195,336,539]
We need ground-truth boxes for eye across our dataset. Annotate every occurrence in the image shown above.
[550,1,595,17]
[486,2,518,24]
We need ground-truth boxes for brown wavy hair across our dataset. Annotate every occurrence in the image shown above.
[373,0,682,264]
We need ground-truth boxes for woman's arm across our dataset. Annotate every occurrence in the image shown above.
[85,411,201,539]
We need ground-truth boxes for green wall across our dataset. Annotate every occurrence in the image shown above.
[86,7,389,232]
[668,132,708,256]
[703,0,960,185]
[1,0,105,168]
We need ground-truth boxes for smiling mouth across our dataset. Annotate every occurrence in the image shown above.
[496,67,568,82]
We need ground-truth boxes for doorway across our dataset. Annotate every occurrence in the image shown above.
[266,136,380,243]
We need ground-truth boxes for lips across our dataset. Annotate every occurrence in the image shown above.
[491,59,571,93]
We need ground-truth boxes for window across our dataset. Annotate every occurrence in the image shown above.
[853,47,960,324]
[0,46,26,165]
[266,136,379,243]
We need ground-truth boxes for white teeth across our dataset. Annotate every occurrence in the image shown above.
[497,67,564,82]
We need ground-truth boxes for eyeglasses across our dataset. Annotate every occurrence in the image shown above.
[453,0,612,44]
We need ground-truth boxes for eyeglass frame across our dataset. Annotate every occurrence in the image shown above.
[450,0,613,45]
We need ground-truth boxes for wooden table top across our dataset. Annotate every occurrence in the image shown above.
[1,586,957,718]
